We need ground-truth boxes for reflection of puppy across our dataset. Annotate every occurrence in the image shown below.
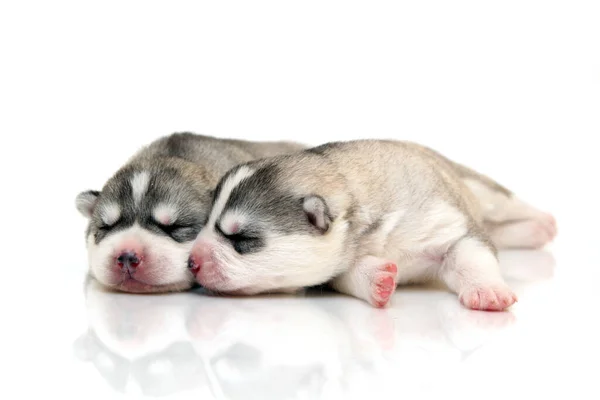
[208,343,328,400]
[74,276,530,398]
[81,279,192,357]
[74,332,206,396]
[74,279,352,399]
[189,140,556,310]
[185,292,521,399]
[73,279,209,396]
[75,132,304,293]
[185,296,349,400]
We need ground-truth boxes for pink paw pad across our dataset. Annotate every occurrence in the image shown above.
[460,286,518,311]
[371,263,397,308]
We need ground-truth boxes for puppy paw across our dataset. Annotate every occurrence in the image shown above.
[529,217,556,248]
[370,262,397,308]
[460,285,517,311]
[510,218,556,249]
[540,212,557,239]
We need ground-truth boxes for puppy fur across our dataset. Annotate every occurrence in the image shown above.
[189,139,556,310]
[76,132,305,293]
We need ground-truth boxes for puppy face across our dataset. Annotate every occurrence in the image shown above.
[188,164,350,295]
[76,161,211,293]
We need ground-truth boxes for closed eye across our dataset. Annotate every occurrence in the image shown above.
[153,220,202,242]
[97,218,120,231]
[216,225,263,254]
[215,225,254,241]
[156,222,190,235]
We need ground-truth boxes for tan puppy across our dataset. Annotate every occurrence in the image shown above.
[188,139,556,310]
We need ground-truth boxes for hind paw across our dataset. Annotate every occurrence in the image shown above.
[490,213,557,250]
[460,285,518,311]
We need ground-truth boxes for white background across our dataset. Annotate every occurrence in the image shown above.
[1,1,599,399]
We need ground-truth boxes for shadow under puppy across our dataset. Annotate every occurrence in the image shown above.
[75,132,305,293]
[189,139,556,310]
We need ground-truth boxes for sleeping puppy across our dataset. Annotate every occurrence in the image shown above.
[188,139,556,310]
[75,132,305,293]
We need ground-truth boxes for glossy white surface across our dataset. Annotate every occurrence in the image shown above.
[5,243,599,400]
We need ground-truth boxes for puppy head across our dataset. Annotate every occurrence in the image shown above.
[76,159,213,293]
[188,160,352,295]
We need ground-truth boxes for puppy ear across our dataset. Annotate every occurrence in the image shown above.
[303,195,332,233]
[76,190,100,219]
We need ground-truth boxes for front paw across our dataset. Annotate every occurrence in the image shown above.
[370,262,398,308]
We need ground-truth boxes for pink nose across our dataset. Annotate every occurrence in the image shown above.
[188,256,201,275]
[117,251,141,273]
[188,241,212,275]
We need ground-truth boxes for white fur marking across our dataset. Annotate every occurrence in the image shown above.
[99,203,121,226]
[208,167,255,228]
[220,212,247,235]
[131,171,150,206]
[153,203,178,226]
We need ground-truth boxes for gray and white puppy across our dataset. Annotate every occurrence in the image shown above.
[189,139,556,310]
[75,132,305,293]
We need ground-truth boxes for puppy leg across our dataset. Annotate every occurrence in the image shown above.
[330,256,398,308]
[464,179,557,248]
[440,236,517,311]
[487,218,557,249]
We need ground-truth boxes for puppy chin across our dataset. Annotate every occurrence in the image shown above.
[115,278,193,294]
[93,268,194,294]
[195,270,259,296]
[203,285,266,297]
[196,272,293,296]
